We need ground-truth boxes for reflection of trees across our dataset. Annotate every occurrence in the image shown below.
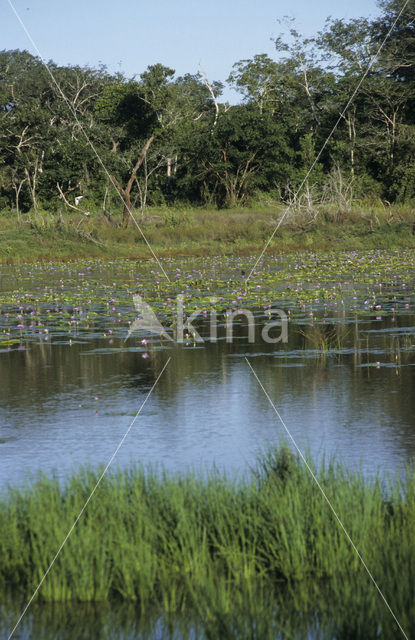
[2,314,415,458]
[1,340,155,411]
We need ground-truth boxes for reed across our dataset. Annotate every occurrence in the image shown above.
[1,447,414,637]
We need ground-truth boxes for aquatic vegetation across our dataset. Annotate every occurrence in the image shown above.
[0,251,414,353]
[1,448,414,637]
[1,249,414,636]
[297,323,347,358]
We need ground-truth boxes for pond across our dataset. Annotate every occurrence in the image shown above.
[1,252,415,639]
[1,253,415,489]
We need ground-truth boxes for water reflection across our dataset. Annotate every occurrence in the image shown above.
[1,311,415,489]
[1,574,412,640]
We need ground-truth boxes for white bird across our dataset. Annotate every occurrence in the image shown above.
[74,195,84,206]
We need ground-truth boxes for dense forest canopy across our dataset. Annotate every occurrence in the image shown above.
[0,0,414,220]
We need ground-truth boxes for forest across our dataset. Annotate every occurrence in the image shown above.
[0,0,414,226]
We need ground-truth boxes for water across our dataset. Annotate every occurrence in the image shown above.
[1,332,415,488]
[1,257,415,639]
[1,261,415,489]
[0,589,376,640]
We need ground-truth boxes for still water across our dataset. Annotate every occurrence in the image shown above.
[1,259,415,640]
[1,285,415,488]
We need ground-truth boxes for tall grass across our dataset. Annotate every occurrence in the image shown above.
[1,203,415,263]
[1,447,414,637]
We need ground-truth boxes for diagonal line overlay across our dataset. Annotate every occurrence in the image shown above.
[245,0,410,283]
[244,356,409,640]
[6,0,411,636]
[7,357,171,640]
[7,0,170,282]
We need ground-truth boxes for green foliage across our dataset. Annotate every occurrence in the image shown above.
[228,54,283,114]
[95,81,155,142]
[176,105,292,207]
[1,447,415,640]
[391,162,415,203]
[0,0,414,217]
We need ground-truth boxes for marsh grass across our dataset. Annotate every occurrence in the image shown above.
[1,202,415,263]
[1,447,414,610]
[1,448,415,637]
[297,324,347,358]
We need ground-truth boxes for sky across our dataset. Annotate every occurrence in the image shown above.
[2,0,382,103]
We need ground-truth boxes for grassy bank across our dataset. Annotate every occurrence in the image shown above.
[1,447,414,633]
[1,203,415,263]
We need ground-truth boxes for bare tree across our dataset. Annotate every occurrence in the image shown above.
[11,171,27,224]
[133,153,167,217]
[200,69,220,128]
[109,136,154,227]
[56,183,91,216]
[24,152,44,213]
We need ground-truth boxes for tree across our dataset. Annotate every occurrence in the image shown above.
[372,0,415,198]
[228,54,283,114]
[316,3,415,196]
[109,136,154,226]
[182,105,291,207]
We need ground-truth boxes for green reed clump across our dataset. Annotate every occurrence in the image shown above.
[0,447,414,622]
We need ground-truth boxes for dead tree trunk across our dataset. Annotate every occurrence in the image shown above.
[200,70,219,129]
[110,136,154,227]
[12,173,27,225]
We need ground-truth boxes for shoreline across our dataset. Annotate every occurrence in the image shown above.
[1,205,415,264]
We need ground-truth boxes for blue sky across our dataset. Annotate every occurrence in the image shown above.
[2,0,381,102]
